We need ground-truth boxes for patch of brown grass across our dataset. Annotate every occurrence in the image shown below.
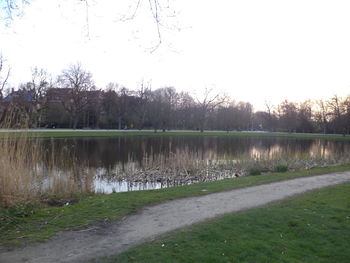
[0,107,94,208]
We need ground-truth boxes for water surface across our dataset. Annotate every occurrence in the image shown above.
[40,136,350,193]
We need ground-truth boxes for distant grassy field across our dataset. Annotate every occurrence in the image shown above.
[101,182,350,263]
[1,164,350,246]
[1,129,350,140]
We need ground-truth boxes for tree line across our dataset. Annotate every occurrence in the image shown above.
[0,62,349,134]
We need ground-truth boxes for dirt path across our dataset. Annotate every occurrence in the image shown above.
[1,172,350,263]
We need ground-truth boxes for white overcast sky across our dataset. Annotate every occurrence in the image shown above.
[1,0,350,110]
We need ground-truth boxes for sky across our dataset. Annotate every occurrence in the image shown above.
[1,0,350,110]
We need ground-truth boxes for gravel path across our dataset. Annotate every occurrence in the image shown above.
[1,172,350,263]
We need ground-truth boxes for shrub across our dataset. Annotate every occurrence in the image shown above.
[249,168,262,176]
[275,165,288,173]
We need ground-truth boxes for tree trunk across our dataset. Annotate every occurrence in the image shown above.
[118,116,122,130]
[73,118,78,129]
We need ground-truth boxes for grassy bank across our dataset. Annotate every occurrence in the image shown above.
[1,164,350,246]
[102,182,350,263]
[1,130,350,140]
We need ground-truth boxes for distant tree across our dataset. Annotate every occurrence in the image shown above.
[236,102,253,131]
[264,101,276,131]
[278,100,298,132]
[215,105,235,131]
[25,67,52,126]
[133,80,152,129]
[314,99,329,134]
[84,89,102,128]
[100,85,118,128]
[341,96,350,135]
[117,86,134,129]
[151,86,178,132]
[175,91,196,129]
[297,100,314,133]
[327,95,344,134]
[57,63,95,129]
[195,88,228,132]
[102,83,132,129]
[253,111,271,131]
[0,56,41,128]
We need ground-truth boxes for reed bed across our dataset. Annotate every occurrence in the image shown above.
[95,147,350,192]
[0,108,94,208]
[2,127,349,202]
[1,106,349,203]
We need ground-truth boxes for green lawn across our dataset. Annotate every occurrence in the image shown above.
[1,130,350,140]
[100,182,350,263]
[1,165,350,246]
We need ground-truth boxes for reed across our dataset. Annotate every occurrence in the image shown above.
[0,107,94,208]
[0,107,36,207]
[100,147,350,191]
[1,105,349,204]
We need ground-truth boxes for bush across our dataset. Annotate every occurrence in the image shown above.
[249,168,262,176]
[275,165,288,173]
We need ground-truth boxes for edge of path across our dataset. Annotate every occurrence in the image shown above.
[1,171,350,263]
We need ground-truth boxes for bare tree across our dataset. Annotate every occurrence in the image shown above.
[175,91,196,129]
[0,55,11,126]
[117,0,179,52]
[328,95,342,119]
[2,0,177,51]
[116,86,132,130]
[195,88,228,132]
[278,100,298,132]
[58,63,95,129]
[327,95,344,134]
[297,100,314,133]
[0,55,10,100]
[149,86,178,132]
[314,99,329,134]
[0,0,29,23]
[134,80,152,129]
[19,67,51,126]
[264,100,275,131]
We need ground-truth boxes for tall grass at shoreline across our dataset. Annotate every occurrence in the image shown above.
[0,108,94,208]
[0,132,40,206]
[1,107,350,207]
[98,148,350,191]
[0,107,40,207]
[2,132,349,206]
[0,134,94,207]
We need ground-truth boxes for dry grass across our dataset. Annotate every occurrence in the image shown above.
[2,124,348,204]
[0,107,40,207]
[1,105,349,204]
[99,147,350,190]
[0,107,94,208]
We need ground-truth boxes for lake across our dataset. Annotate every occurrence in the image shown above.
[40,136,350,193]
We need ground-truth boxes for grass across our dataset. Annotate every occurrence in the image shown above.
[100,182,350,263]
[0,131,43,207]
[1,130,350,140]
[1,164,350,246]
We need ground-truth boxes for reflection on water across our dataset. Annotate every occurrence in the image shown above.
[40,136,350,193]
